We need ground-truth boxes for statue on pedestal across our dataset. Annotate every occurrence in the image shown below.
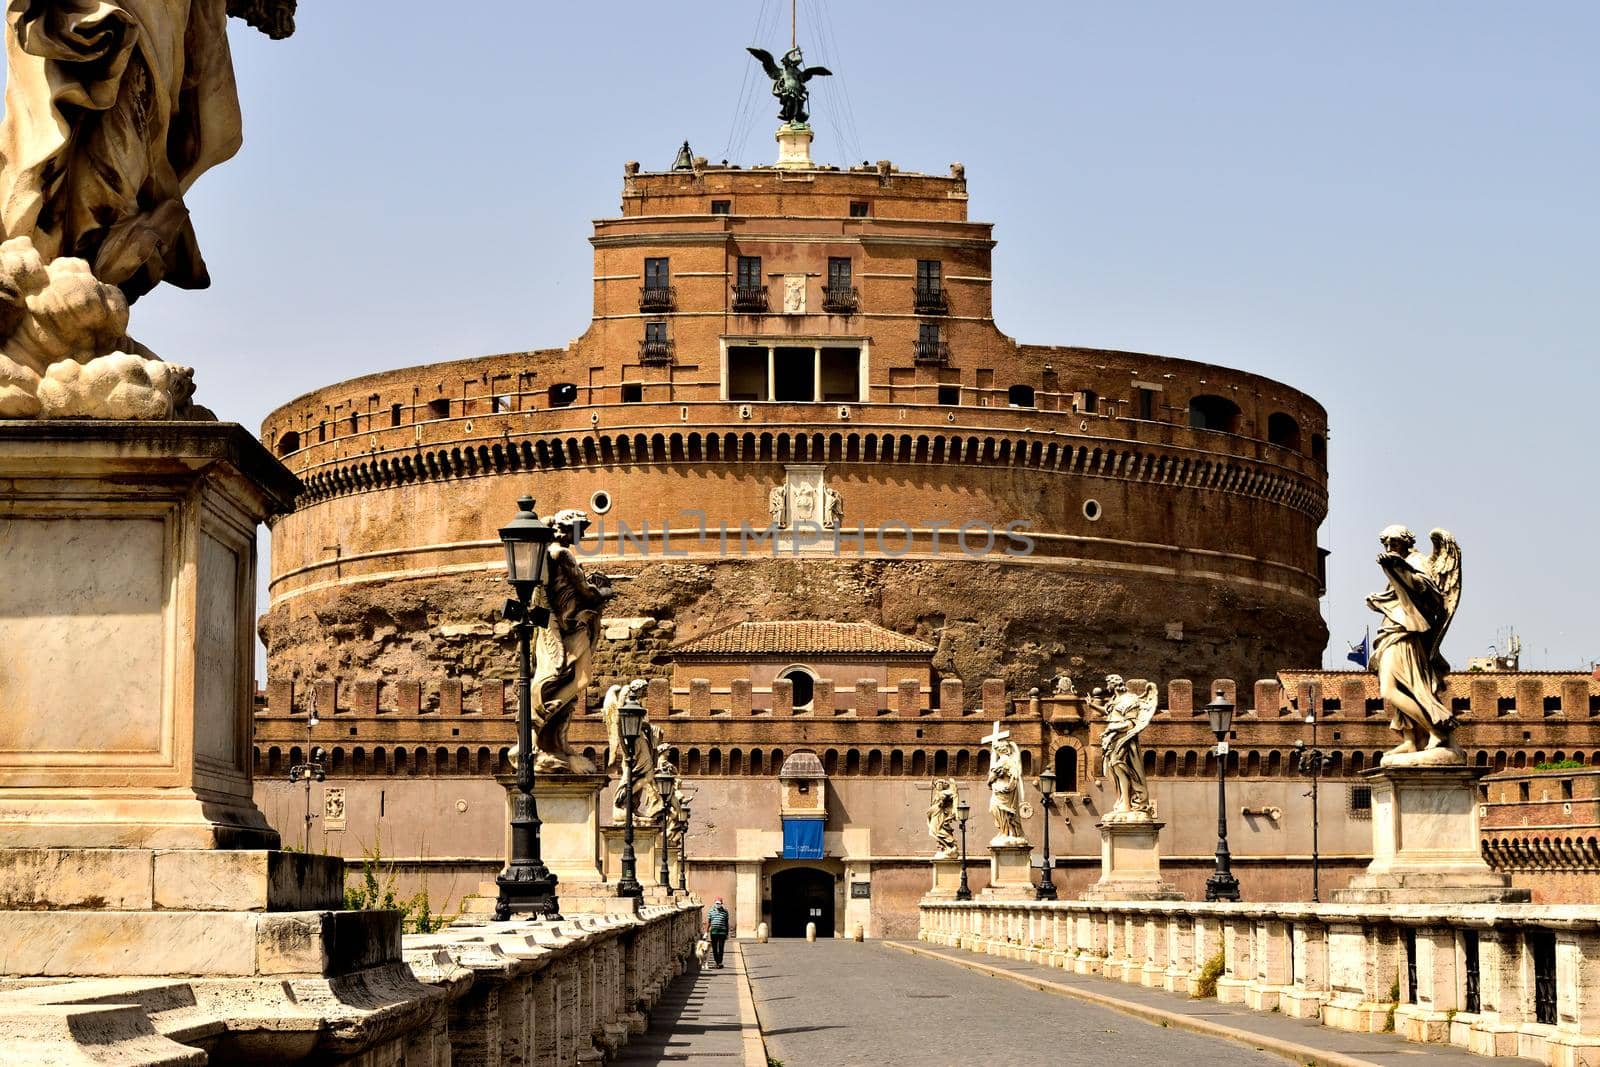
[0,0,295,418]
[1366,525,1465,766]
[1088,675,1158,820]
[746,45,832,126]
[925,777,959,857]
[603,679,662,820]
[530,510,615,772]
[982,721,1029,846]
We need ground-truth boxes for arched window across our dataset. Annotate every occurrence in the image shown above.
[779,666,817,710]
[548,383,578,408]
[1188,394,1241,433]
[1267,412,1302,451]
[1053,746,1077,793]
[1007,384,1035,408]
[275,430,300,456]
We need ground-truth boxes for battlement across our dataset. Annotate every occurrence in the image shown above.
[258,670,1600,721]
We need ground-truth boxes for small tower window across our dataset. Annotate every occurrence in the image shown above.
[937,385,960,405]
[1075,390,1098,414]
[548,383,578,408]
[389,403,403,427]
[737,256,762,289]
[620,383,643,403]
[848,201,869,218]
[645,257,670,290]
[1007,384,1035,408]
[711,199,731,215]
[427,398,450,420]
[779,667,817,710]
[1188,394,1241,433]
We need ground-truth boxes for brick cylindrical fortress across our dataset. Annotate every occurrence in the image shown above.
[261,157,1330,691]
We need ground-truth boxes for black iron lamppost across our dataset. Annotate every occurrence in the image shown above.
[615,691,646,900]
[1295,708,1327,903]
[677,801,691,895]
[1205,689,1242,903]
[1036,768,1058,900]
[287,710,325,852]
[493,497,562,921]
[655,764,677,892]
[955,796,973,901]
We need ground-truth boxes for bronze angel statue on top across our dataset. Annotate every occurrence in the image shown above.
[747,46,832,126]
[1088,675,1159,819]
[1366,525,1464,766]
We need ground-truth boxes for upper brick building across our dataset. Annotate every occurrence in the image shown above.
[260,150,1331,694]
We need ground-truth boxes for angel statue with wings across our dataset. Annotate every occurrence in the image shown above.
[1089,675,1159,820]
[746,46,832,126]
[603,679,663,821]
[1366,526,1465,765]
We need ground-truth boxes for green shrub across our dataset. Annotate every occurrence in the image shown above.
[342,833,451,933]
[1534,760,1584,771]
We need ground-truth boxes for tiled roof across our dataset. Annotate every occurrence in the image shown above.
[671,620,936,658]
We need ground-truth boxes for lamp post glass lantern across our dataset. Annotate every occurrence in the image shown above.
[493,496,562,921]
[1205,689,1241,903]
[955,796,973,901]
[616,693,646,899]
[1296,708,1326,902]
[655,765,676,890]
[1036,767,1058,899]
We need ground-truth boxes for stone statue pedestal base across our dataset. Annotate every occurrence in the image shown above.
[0,847,404,977]
[496,771,608,884]
[1082,817,1183,901]
[0,423,296,850]
[926,856,965,899]
[601,823,664,888]
[981,843,1034,899]
[775,123,814,169]
[1334,767,1530,904]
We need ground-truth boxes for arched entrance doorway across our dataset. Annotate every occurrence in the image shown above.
[770,867,834,938]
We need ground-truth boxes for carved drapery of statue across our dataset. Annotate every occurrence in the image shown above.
[1366,525,1464,765]
[984,725,1028,846]
[926,777,959,857]
[528,511,614,773]
[603,679,662,820]
[0,0,293,419]
[1090,675,1158,820]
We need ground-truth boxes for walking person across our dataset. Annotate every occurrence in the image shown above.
[705,897,730,969]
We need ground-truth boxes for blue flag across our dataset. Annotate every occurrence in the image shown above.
[1347,629,1370,668]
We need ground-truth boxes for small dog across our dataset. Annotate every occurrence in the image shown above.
[694,938,711,965]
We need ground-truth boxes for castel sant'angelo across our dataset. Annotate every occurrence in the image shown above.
[255,54,1596,936]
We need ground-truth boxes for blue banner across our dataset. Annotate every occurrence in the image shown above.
[781,817,825,859]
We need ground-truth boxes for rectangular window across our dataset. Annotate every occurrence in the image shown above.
[773,346,816,402]
[644,257,669,289]
[427,398,450,420]
[645,321,668,343]
[1137,387,1158,420]
[918,323,941,346]
[737,256,762,289]
[828,257,852,290]
[917,260,942,291]
[937,384,960,405]
[620,383,642,403]
[849,201,869,217]
[711,199,731,215]
[390,402,403,427]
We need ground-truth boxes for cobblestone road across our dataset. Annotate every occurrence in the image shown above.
[743,940,1286,1067]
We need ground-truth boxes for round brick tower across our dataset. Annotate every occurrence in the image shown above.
[261,153,1330,693]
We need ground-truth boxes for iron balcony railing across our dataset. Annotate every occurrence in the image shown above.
[638,285,676,313]
[637,339,675,365]
[913,339,950,366]
[822,285,859,314]
[732,285,769,313]
[914,285,948,314]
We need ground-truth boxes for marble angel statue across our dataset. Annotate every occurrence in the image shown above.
[926,777,959,857]
[1366,525,1464,765]
[603,679,662,820]
[985,729,1029,846]
[1089,675,1158,819]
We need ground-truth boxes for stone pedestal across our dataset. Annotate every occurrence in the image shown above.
[775,123,814,169]
[0,423,296,849]
[1334,766,1530,904]
[498,771,608,884]
[1082,817,1183,901]
[981,843,1034,899]
[926,855,965,899]
[601,822,663,888]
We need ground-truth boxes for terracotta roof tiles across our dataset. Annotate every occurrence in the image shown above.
[671,620,935,658]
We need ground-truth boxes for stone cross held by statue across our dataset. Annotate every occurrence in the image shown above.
[980,721,1011,747]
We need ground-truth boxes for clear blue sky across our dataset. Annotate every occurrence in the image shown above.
[50,1,1599,673]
